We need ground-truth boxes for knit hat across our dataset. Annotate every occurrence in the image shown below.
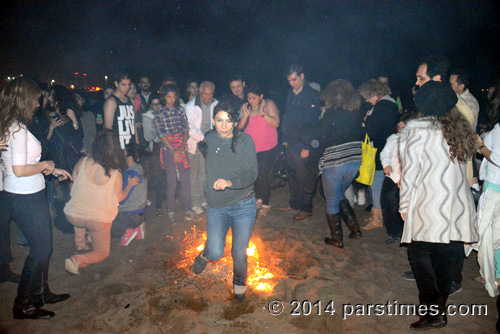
[414,80,457,116]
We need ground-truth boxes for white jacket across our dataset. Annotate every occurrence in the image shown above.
[380,133,401,184]
[184,96,218,154]
[399,117,478,244]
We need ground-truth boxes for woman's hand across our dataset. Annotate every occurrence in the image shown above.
[384,165,392,176]
[49,117,63,130]
[52,168,72,181]
[213,179,232,191]
[0,140,7,151]
[128,175,140,187]
[173,149,183,163]
[241,103,251,117]
[477,134,484,147]
[42,161,56,175]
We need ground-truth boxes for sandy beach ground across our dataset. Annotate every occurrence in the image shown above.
[0,185,497,334]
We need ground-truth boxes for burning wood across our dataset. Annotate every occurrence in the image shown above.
[174,225,282,293]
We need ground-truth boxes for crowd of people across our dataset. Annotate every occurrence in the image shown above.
[1,55,500,331]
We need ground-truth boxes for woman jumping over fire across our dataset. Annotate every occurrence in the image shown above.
[192,101,258,302]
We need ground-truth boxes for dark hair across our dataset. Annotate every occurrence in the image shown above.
[50,84,81,117]
[286,64,304,77]
[419,55,450,83]
[228,74,244,84]
[450,69,470,89]
[213,101,240,153]
[487,87,500,126]
[125,142,143,163]
[159,84,179,107]
[244,83,264,97]
[114,71,131,84]
[91,129,127,177]
[319,79,360,111]
[399,111,417,124]
[0,77,42,141]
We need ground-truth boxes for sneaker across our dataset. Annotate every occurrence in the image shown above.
[65,257,79,275]
[193,252,208,274]
[155,209,164,217]
[192,206,204,215]
[402,270,415,281]
[201,202,207,210]
[185,210,202,222]
[135,222,146,240]
[118,229,138,246]
[233,284,247,303]
[385,235,395,244]
[168,212,176,223]
[449,281,462,296]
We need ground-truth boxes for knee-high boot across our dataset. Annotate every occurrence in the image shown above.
[339,199,362,239]
[324,214,344,248]
[13,256,54,319]
[33,260,70,307]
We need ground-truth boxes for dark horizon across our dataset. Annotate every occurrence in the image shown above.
[1,0,499,106]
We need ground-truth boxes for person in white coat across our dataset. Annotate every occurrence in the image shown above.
[184,81,218,215]
[399,81,478,331]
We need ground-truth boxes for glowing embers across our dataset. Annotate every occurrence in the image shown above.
[175,225,282,293]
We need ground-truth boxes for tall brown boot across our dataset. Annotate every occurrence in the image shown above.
[338,199,362,239]
[324,214,343,248]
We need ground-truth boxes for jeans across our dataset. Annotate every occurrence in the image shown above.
[286,142,316,212]
[204,195,257,286]
[322,162,361,214]
[380,177,403,237]
[188,149,206,208]
[371,170,385,209]
[408,241,463,310]
[0,191,13,264]
[255,146,278,205]
[111,211,144,238]
[163,148,191,213]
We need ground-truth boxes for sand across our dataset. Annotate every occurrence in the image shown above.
[0,186,497,333]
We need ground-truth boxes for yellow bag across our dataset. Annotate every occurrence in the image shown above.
[355,134,377,186]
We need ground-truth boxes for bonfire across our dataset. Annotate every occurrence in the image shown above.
[174,225,283,293]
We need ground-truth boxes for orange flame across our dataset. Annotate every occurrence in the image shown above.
[176,226,282,293]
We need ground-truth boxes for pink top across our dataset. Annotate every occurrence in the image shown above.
[64,158,119,223]
[244,114,278,153]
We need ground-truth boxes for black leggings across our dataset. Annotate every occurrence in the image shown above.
[254,146,278,205]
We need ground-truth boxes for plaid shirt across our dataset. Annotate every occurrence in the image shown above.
[153,105,189,150]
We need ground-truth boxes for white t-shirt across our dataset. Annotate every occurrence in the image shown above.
[1,122,45,194]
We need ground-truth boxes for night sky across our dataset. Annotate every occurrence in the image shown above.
[1,0,500,105]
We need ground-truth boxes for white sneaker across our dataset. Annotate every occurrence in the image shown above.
[357,190,366,206]
[65,257,80,275]
[192,206,204,215]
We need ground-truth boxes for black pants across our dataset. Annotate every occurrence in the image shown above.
[380,178,403,237]
[255,146,278,205]
[285,142,316,212]
[408,241,463,309]
[0,191,14,264]
[4,190,52,299]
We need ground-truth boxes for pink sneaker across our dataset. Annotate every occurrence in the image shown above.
[118,229,138,246]
[135,222,146,240]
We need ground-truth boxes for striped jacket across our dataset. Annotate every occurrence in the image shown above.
[399,117,478,244]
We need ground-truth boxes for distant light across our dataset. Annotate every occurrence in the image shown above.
[75,72,79,75]
[70,85,75,89]
[83,73,87,76]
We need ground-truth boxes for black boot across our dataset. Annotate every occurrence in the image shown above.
[496,295,500,333]
[33,261,70,307]
[0,263,21,283]
[13,257,55,320]
[339,199,362,239]
[324,214,344,248]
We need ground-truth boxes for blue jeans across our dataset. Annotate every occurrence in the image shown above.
[371,170,385,210]
[204,195,257,286]
[322,162,361,214]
